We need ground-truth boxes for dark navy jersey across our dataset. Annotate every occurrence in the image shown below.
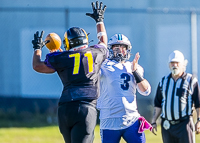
[45,44,107,103]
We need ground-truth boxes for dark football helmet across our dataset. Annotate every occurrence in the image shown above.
[63,27,88,50]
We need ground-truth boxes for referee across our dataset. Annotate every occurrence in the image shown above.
[151,50,200,143]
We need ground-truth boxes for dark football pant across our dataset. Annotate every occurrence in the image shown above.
[58,102,97,143]
[161,117,195,143]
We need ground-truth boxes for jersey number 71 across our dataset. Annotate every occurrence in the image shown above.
[69,51,94,75]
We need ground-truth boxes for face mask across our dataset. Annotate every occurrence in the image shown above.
[170,67,180,76]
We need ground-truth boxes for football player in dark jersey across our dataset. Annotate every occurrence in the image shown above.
[32,1,107,143]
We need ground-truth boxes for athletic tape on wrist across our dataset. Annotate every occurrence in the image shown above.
[34,49,41,51]
[132,70,144,83]
[96,22,104,26]
[97,32,106,38]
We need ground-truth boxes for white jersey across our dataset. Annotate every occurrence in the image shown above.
[97,59,151,130]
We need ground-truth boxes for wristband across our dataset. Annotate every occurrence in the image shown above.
[197,117,200,121]
[151,123,156,125]
[96,21,104,26]
[34,49,41,51]
[97,32,106,38]
[132,70,144,83]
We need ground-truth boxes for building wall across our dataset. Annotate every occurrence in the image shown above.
[0,0,200,100]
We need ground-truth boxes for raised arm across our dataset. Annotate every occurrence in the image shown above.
[32,31,55,73]
[86,1,107,46]
[132,52,151,95]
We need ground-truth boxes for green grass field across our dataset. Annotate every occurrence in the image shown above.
[0,125,199,143]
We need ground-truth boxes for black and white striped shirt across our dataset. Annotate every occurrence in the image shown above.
[154,72,200,121]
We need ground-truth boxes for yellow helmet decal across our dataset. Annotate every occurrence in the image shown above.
[81,29,88,44]
[64,32,70,51]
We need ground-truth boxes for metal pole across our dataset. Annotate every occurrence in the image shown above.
[191,12,198,78]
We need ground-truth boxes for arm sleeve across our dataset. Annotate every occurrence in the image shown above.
[44,52,63,70]
[98,42,107,49]
[192,78,200,108]
[94,44,109,58]
[44,55,55,69]
[154,83,163,108]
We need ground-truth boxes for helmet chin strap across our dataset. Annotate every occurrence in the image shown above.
[69,45,88,51]
[117,53,123,58]
[111,54,126,62]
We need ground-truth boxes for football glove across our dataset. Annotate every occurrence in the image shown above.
[86,1,106,23]
[32,31,49,50]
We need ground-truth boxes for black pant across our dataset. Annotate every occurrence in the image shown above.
[58,101,97,143]
[161,117,195,143]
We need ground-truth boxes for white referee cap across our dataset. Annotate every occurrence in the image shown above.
[168,50,184,63]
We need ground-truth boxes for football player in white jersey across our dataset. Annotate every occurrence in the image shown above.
[97,34,152,143]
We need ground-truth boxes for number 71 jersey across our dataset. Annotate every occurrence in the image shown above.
[44,44,107,102]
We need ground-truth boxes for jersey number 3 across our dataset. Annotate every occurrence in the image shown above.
[69,51,94,75]
[121,73,130,90]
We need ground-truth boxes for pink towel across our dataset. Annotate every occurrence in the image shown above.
[138,116,153,133]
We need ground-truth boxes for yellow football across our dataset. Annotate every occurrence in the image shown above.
[45,33,61,51]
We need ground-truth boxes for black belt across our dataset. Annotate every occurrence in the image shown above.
[163,116,189,125]
[169,120,180,125]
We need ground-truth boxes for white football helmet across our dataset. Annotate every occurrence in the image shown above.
[108,34,132,62]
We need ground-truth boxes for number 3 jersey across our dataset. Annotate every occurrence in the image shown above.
[97,59,151,130]
[44,44,107,103]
